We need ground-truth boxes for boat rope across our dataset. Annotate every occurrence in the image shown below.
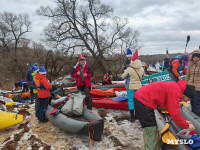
[88,120,98,149]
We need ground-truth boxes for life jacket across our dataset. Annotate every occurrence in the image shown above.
[169,55,184,72]
[35,77,45,91]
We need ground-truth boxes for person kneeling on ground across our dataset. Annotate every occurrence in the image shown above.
[102,71,113,85]
[134,80,195,150]
[12,81,29,93]
[72,55,93,110]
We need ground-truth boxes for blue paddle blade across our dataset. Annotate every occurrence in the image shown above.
[54,109,61,115]
[113,97,128,101]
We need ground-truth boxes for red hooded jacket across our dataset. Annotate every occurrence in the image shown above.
[35,73,52,98]
[134,80,189,129]
[72,63,92,87]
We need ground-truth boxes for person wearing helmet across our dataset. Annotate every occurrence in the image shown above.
[168,54,188,82]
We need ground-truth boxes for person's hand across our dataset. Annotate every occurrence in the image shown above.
[178,76,182,80]
[187,121,195,131]
[83,73,87,77]
[77,71,80,75]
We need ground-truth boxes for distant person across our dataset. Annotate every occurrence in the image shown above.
[168,54,188,82]
[186,49,200,117]
[102,71,113,85]
[35,66,52,123]
[26,63,38,104]
[134,80,195,150]
[163,55,170,70]
[12,81,29,93]
[122,48,132,73]
[122,50,144,119]
[72,55,93,110]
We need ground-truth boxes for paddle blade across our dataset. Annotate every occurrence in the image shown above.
[161,123,170,134]
[162,131,177,145]
[186,35,190,44]
[49,109,58,115]
[113,97,128,101]
[54,109,61,115]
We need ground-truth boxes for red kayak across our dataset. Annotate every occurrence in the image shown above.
[88,97,128,111]
[90,88,126,97]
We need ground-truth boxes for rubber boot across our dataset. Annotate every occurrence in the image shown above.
[143,126,160,150]
[130,109,135,119]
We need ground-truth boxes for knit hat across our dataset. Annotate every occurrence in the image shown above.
[31,65,39,72]
[126,48,133,58]
[79,55,86,60]
[131,49,139,63]
[180,55,188,61]
[39,66,47,74]
[192,53,200,59]
[184,84,195,99]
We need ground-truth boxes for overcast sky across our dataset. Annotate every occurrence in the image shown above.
[1,0,200,55]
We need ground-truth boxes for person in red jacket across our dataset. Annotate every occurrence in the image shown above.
[72,55,93,110]
[134,80,195,150]
[102,71,113,85]
[35,66,52,122]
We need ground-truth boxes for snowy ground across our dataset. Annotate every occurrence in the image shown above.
[0,96,144,150]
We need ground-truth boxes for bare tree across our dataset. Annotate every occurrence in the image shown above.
[0,12,31,53]
[36,0,141,75]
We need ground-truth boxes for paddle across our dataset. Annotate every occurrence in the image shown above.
[160,109,177,145]
[185,35,190,53]
[112,97,128,101]
[49,103,64,115]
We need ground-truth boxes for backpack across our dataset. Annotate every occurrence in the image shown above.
[170,55,181,64]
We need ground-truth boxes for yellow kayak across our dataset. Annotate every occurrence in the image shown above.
[0,111,23,130]
[5,102,16,106]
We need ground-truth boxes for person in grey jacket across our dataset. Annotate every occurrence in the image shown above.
[122,48,132,73]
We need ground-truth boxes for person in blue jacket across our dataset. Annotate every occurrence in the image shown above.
[12,81,29,93]
[26,63,38,104]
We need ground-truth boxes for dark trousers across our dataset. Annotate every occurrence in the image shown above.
[134,97,157,128]
[29,83,34,103]
[168,71,179,82]
[36,97,49,122]
[191,91,200,117]
[102,80,112,85]
[77,86,92,110]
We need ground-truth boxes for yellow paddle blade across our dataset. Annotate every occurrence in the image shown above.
[162,131,177,145]
[161,123,170,134]
[161,109,169,114]
[180,101,187,106]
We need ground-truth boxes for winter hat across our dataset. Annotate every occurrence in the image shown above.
[192,53,200,59]
[32,65,39,72]
[180,55,188,61]
[131,49,139,63]
[79,55,86,60]
[39,66,47,74]
[184,84,195,99]
[126,48,133,58]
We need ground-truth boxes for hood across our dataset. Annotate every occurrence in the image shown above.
[177,80,187,94]
[130,59,142,69]
[188,49,200,66]
[35,72,46,80]
[189,49,200,60]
